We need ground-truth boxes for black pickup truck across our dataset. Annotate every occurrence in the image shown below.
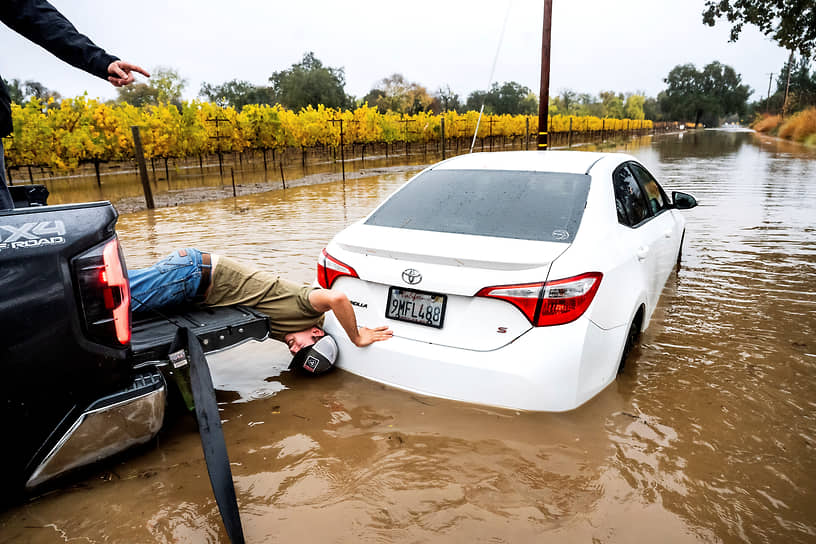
[0,186,270,501]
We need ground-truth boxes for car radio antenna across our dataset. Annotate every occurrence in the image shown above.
[470,0,513,153]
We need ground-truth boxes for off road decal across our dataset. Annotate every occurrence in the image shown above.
[0,220,66,251]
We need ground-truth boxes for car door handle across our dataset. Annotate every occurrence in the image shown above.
[636,246,649,261]
[663,229,673,238]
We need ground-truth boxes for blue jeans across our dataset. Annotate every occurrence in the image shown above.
[129,248,210,312]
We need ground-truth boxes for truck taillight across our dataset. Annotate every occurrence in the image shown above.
[317,248,358,288]
[476,272,602,326]
[74,237,131,345]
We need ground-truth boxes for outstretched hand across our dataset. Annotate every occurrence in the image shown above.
[107,60,150,87]
[355,326,393,347]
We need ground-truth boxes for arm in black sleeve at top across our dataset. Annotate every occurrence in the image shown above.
[0,0,118,79]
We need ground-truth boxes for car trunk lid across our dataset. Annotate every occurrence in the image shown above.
[329,225,570,350]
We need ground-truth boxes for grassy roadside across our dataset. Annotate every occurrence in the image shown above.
[751,107,816,146]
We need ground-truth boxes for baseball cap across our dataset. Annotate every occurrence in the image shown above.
[289,335,338,375]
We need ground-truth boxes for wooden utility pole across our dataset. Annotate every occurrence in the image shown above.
[537,0,553,150]
[783,51,794,116]
[766,72,774,114]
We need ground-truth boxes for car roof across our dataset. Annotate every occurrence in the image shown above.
[431,150,628,175]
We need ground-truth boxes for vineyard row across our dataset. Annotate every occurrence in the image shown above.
[4,97,661,173]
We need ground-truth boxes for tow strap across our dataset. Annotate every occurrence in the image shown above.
[169,327,245,544]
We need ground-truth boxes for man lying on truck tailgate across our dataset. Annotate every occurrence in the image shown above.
[129,248,393,371]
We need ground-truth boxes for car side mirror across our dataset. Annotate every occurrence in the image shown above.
[672,191,697,210]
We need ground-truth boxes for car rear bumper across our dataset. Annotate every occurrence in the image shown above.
[324,313,627,412]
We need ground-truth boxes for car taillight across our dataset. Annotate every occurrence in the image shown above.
[317,248,358,288]
[74,237,131,345]
[476,272,602,326]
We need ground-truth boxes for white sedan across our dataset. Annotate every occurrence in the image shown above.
[316,150,697,411]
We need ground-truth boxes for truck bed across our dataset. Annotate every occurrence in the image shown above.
[131,305,270,363]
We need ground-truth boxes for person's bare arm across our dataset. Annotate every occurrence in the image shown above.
[308,289,393,347]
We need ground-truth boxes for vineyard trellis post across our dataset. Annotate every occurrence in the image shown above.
[441,117,446,160]
[207,115,230,179]
[399,116,416,160]
[93,158,101,187]
[130,126,155,210]
[456,119,468,154]
[525,117,530,150]
[279,151,286,189]
[486,116,497,152]
[328,118,357,182]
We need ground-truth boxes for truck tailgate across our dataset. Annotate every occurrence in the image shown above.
[131,305,270,364]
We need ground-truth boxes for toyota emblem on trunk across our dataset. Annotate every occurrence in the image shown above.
[402,268,422,285]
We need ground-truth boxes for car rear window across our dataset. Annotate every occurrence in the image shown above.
[365,169,591,242]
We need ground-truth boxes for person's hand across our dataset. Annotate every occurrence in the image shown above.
[107,61,150,87]
[355,326,393,347]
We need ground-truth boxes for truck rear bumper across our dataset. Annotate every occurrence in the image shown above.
[26,370,166,490]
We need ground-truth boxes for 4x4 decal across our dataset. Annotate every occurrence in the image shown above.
[0,220,66,251]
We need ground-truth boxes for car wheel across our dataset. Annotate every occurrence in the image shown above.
[618,308,643,374]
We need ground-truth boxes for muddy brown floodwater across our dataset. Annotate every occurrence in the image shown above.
[1,129,814,543]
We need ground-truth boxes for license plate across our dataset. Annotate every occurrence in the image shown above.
[386,287,447,328]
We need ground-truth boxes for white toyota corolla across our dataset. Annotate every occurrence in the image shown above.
[316,150,697,411]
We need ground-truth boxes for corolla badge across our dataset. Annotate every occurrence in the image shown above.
[401,268,422,285]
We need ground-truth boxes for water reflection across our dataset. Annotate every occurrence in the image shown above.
[1,130,814,543]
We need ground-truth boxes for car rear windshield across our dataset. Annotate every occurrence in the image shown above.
[365,169,592,242]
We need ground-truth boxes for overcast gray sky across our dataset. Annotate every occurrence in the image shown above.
[0,0,797,105]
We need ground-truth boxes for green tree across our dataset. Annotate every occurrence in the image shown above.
[624,94,646,119]
[659,62,751,126]
[115,66,185,107]
[3,78,25,103]
[771,56,816,113]
[600,91,625,118]
[575,93,604,117]
[151,67,186,105]
[702,0,815,59]
[552,88,578,115]
[13,80,61,103]
[361,88,385,109]
[269,52,350,110]
[643,96,662,120]
[465,81,537,115]
[199,79,275,109]
[520,92,538,115]
[115,83,159,107]
[465,89,489,113]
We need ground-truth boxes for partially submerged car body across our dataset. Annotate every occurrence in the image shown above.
[318,151,696,411]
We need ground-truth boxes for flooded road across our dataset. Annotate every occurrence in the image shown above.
[2,130,815,543]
